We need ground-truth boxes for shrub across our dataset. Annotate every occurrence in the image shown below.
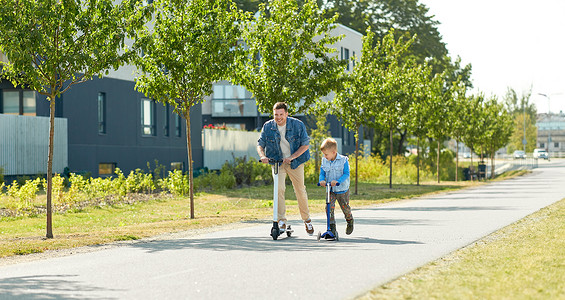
[158,169,189,196]
[221,155,270,186]
[6,178,41,211]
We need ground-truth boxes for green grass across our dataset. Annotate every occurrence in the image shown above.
[358,197,565,299]
[0,181,466,258]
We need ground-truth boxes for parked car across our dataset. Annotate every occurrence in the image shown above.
[533,148,549,159]
[513,150,526,159]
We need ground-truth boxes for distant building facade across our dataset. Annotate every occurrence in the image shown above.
[536,113,565,154]
[1,66,202,178]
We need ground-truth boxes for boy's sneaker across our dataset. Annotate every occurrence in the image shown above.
[304,219,314,236]
[346,219,354,235]
[330,223,337,236]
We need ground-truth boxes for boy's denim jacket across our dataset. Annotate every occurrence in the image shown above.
[319,153,350,193]
[257,117,310,169]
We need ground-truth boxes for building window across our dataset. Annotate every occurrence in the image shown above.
[98,92,106,134]
[163,104,170,137]
[175,114,182,137]
[171,162,183,170]
[554,142,559,148]
[540,143,545,148]
[2,90,36,116]
[341,47,350,71]
[99,163,116,175]
[141,98,156,136]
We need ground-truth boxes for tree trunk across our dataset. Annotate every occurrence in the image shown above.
[354,127,359,195]
[455,140,459,182]
[437,140,440,184]
[46,96,55,239]
[397,128,407,155]
[389,122,393,189]
[490,149,496,179]
[416,136,420,186]
[184,111,194,219]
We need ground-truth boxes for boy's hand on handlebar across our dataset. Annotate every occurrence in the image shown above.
[330,180,338,186]
[260,157,269,164]
[319,180,326,187]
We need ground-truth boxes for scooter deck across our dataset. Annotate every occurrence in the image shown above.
[270,224,294,240]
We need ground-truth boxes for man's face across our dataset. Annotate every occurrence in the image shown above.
[273,108,288,126]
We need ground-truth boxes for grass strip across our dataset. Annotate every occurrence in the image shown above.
[358,197,565,299]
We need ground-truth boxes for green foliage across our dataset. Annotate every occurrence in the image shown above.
[233,0,345,114]
[0,166,4,185]
[6,178,41,211]
[220,156,271,186]
[195,170,237,191]
[158,170,190,197]
[304,153,445,185]
[42,174,66,206]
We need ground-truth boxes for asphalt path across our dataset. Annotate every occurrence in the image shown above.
[1,160,564,300]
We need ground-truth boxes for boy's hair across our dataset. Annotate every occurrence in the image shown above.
[320,138,338,152]
[273,102,288,112]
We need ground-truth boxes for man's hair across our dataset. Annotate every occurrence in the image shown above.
[273,102,288,112]
[320,138,338,152]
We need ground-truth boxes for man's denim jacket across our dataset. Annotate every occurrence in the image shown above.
[257,117,310,169]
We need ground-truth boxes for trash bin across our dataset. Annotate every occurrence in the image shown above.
[478,163,486,180]
[463,167,470,181]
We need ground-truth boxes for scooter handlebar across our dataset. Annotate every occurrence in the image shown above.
[317,182,340,187]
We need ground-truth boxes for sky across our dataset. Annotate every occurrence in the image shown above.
[420,0,565,114]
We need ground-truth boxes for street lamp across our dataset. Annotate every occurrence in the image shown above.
[538,93,551,159]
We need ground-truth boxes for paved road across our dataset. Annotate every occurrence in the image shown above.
[1,160,564,300]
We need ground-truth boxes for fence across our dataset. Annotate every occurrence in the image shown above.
[0,114,68,176]
[202,129,260,170]
[201,129,372,170]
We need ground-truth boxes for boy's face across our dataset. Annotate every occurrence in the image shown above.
[322,148,337,161]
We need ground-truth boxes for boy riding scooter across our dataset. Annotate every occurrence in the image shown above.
[318,138,354,236]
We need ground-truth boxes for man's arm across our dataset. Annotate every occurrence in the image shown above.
[257,145,269,163]
[283,144,309,164]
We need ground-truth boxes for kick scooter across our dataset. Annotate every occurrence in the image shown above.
[269,159,293,240]
[317,182,340,241]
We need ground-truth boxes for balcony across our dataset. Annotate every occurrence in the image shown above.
[211,99,259,117]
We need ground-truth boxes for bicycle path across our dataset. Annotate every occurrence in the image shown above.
[1,160,564,300]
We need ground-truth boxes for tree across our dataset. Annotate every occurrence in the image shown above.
[460,93,486,176]
[369,29,417,188]
[424,71,454,183]
[482,97,513,178]
[448,81,470,181]
[133,0,243,219]
[233,0,346,114]
[504,87,537,153]
[319,0,447,65]
[333,29,379,194]
[405,62,434,185]
[0,0,146,238]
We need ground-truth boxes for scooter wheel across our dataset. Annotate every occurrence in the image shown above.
[271,227,279,240]
[317,232,321,241]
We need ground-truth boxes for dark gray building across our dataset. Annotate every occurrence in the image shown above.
[1,76,203,178]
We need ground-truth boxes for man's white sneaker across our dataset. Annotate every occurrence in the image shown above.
[304,219,314,235]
